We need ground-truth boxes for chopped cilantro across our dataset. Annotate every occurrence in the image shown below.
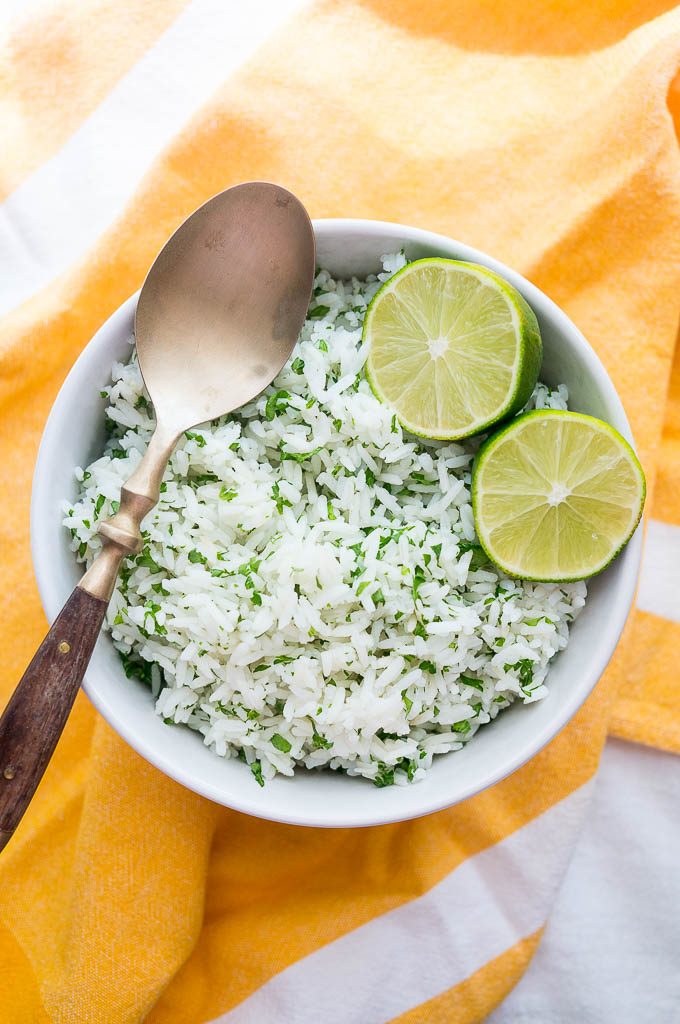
[184,430,206,447]
[504,659,535,687]
[239,557,261,574]
[136,550,161,573]
[308,717,333,750]
[279,443,324,463]
[377,730,400,741]
[271,733,292,753]
[118,651,156,688]
[457,539,489,569]
[460,675,484,691]
[265,390,290,421]
[412,565,426,603]
[373,762,395,787]
[271,481,292,514]
[250,760,265,786]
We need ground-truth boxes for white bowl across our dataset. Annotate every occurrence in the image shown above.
[31,219,642,828]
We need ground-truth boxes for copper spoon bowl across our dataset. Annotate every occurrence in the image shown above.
[0,182,315,850]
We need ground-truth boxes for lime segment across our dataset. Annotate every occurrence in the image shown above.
[472,410,646,581]
[364,258,542,439]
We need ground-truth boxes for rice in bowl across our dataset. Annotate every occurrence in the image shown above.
[66,255,586,787]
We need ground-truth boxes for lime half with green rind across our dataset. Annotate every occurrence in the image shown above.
[364,258,542,440]
[472,410,646,581]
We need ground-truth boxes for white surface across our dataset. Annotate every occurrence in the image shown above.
[0,0,47,32]
[216,783,592,1023]
[31,219,642,827]
[489,738,680,1023]
[636,519,680,622]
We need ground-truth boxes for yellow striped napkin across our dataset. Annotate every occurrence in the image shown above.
[1,2,679,1021]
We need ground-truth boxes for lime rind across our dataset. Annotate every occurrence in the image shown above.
[364,258,542,441]
[471,410,646,582]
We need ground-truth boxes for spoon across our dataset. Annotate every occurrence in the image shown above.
[0,182,315,851]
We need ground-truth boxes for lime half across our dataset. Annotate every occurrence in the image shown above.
[472,410,646,581]
[364,258,542,439]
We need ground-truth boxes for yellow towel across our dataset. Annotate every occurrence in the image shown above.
[1,1,680,1021]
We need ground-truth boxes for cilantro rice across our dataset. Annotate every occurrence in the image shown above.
[66,254,586,788]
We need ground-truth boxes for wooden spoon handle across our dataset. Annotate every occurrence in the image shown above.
[0,586,108,851]
[0,426,175,852]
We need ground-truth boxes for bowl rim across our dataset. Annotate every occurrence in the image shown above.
[30,217,643,827]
